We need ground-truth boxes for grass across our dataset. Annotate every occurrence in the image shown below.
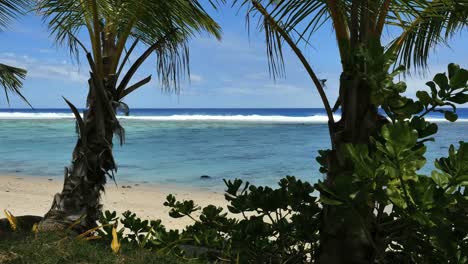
[0,231,200,264]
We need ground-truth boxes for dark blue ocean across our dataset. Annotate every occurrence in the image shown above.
[0,108,467,190]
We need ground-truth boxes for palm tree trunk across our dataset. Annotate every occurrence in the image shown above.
[318,72,383,263]
[39,78,117,233]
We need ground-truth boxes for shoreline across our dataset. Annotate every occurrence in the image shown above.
[0,174,228,230]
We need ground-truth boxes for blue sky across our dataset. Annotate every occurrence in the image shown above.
[0,3,467,109]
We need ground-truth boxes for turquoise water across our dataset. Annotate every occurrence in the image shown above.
[0,109,467,190]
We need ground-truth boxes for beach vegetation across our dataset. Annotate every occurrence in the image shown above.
[0,62,466,263]
[0,0,30,105]
[147,65,466,263]
[0,0,467,263]
[34,0,221,232]
[234,0,468,262]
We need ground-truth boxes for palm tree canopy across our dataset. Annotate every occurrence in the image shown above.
[0,0,30,105]
[0,0,30,31]
[37,0,222,93]
[237,0,468,74]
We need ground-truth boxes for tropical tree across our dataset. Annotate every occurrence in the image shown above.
[235,0,468,263]
[0,0,30,105]
[36,0,221,232]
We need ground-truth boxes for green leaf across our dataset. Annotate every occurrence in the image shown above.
[319,195,343,206]
[416,91,432,106]
[448,63,460,79]
[434,73,449,90]
[431,171,450,188]
[444,111,458,122]
[450,69,468,89]
[426,81,438,97]
[456,175,468,186]
[448,93,468,104]
[386,187,407,209]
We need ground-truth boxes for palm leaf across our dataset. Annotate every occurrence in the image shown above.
[0,63,30,106]
[63,97,86,146]
[0,0,30,31]
[0,0,30,105]
[236,0,467,74]
[388,0,468,71]
[37,0,222,93]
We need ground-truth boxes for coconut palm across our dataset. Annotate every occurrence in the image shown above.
[0,0,30,105]
[235,0,468,263]
[36,0,221,231]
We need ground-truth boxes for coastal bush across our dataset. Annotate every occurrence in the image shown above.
[145,63,465,263]
[96,176,320,263]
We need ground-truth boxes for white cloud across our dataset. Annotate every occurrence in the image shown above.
[217,82,308,96]
[0,52,88,83]
[190,73,203,82]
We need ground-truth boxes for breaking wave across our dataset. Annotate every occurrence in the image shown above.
[0,112,466,123]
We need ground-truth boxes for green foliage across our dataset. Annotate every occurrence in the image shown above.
[97,176,320,263]
[98,210,184,256]
[318,62,468,263]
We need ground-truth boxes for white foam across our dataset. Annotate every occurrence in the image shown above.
[0,112,466,123]
[0,112,76,119]
[118,114,341,123]
[0,112,339,123]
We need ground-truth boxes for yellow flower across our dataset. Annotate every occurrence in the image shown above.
[4,210,17,231]
[32,223,38,233]
[111,225,121,254]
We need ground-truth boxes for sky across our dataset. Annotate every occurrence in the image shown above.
[0,3,467,109]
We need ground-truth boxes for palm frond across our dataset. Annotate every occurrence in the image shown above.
[238,0,467,74]
[36,0,93,62]
[241,1,335,129]
[0,0,30,31]
[37,0,222,94]
[128,0,221,93]
[388,0,468,71]
[0,63,30,106]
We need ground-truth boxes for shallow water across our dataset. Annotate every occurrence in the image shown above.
[0,108,467,190]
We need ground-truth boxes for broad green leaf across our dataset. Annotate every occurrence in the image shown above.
[456,175,468,186]
[434,73,449,90]
[386,187,407,209]
[448,93,468,104]
[450,69,468,89]
[431,171,450,188]
[416,91,432,106]
[444,111,458,122]
[426,81,438,97]
[319,195,343,206]
[448,63,460,79]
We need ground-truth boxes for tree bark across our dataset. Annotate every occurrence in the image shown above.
[39,78,117,233]
[318,73,382,264]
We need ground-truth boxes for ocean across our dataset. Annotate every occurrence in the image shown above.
[0,108,467,190]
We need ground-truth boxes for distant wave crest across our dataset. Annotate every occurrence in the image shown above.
[0,112,466,123]
[0,112,336,123]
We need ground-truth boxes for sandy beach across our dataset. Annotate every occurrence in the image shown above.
[0,174,227,230]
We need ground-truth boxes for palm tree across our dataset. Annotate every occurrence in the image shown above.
[0,0,30,105]
[236,0,467,263]
[36,0,221,232]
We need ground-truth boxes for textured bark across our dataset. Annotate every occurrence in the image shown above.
[318,73,382,264]
[39,78,118,233]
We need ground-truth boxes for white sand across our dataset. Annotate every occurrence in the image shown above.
[0,175,227,230]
